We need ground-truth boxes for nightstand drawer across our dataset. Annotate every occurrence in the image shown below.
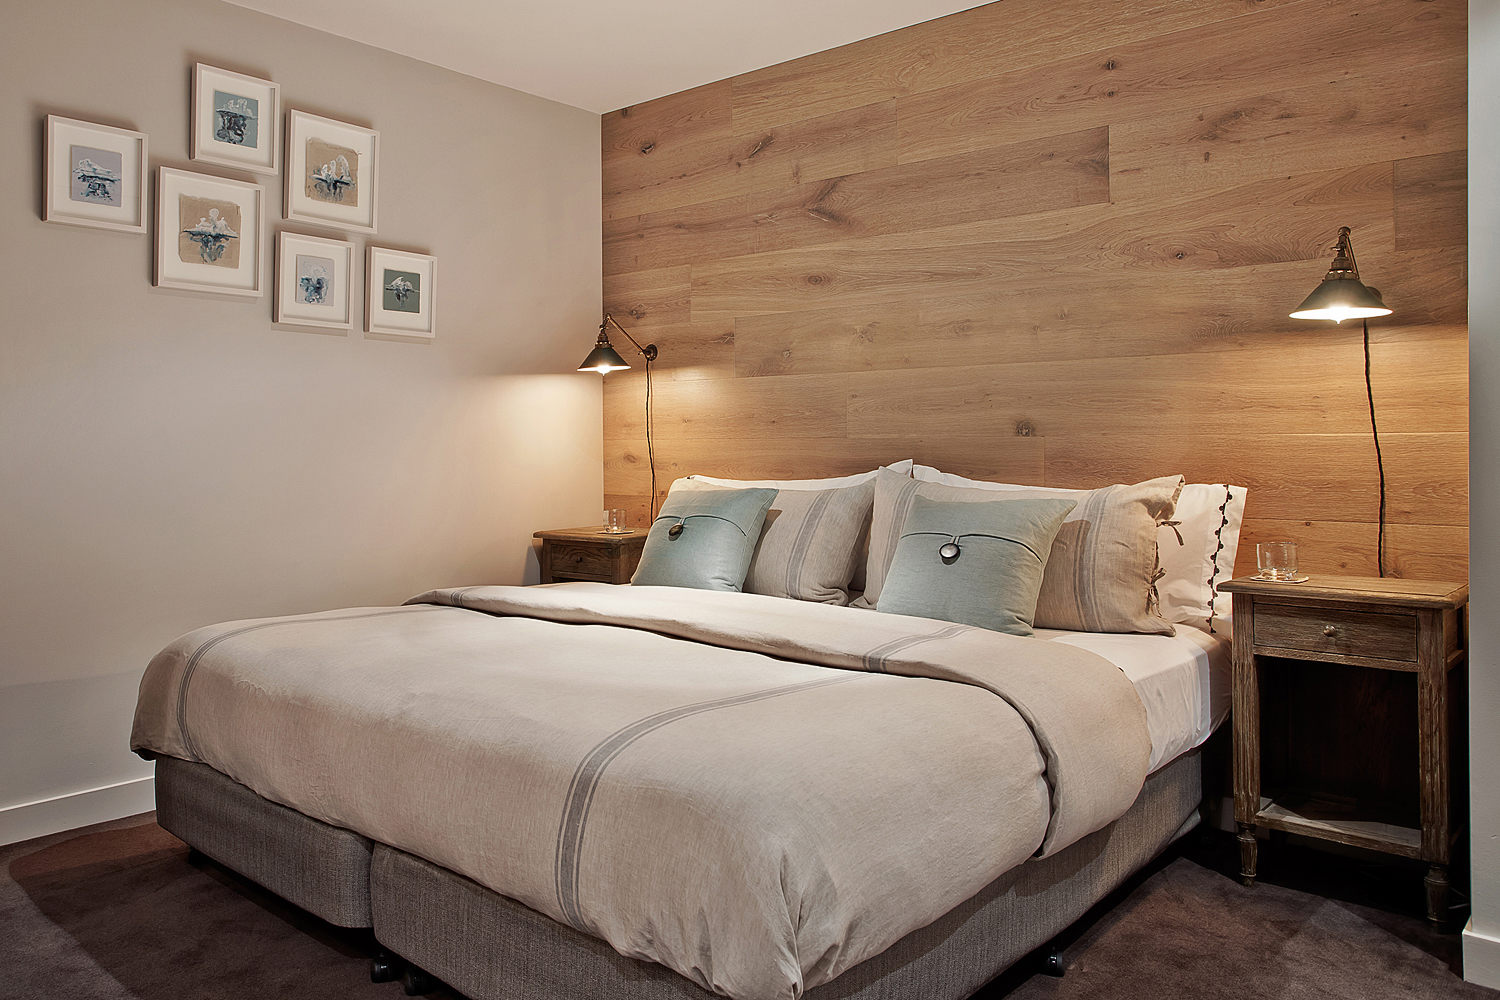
[1253,604,1417,661]
[549,541,615,580]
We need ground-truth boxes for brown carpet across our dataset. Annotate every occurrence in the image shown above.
[998,857,1496,1000]
[1,813,1493,1000]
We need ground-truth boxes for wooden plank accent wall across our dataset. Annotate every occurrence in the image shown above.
[600,0,1468,582]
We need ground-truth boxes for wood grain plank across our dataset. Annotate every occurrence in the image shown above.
[691,162,1394,319]
[602,265,690,329]
[731,250,1464,377]
[599,434,1043,496]
[896,0,1466,165]
[1042,431,1467,526]
[843,334,1465,442]
[730,0,1305,135]
[604,100,897,221]
[1395,149,1468,251]
[603,79,733,166]
[607,318,736,381]
[603,372,849,440]
[604,127,1110,276]
[1235,519,1468,581]
[1111,58,1466,203]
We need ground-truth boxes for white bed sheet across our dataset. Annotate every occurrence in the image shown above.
[1034,619,1232,773]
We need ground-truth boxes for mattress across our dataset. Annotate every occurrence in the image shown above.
[1036,620,1232,773]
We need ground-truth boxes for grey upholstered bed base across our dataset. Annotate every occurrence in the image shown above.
[153,748,1201,999]
[155,755,374,928]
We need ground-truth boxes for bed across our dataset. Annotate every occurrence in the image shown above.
[130,466,1242,1000]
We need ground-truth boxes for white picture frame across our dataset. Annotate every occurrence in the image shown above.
[366,247,436,338]
[285,110,379,233]
[275,231,353,329]
[191,63,280,175]
[43,116,148,234]
[154,167,265,297]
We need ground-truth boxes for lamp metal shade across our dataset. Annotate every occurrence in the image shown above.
[577,339,630,373]
[1289,226,1393,324]
[1289,276,1392,324]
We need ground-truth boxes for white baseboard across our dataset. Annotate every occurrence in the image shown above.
[0,775,155,847]
[1465,919,1500,987]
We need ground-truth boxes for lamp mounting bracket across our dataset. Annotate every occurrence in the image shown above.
[603,313,658,362]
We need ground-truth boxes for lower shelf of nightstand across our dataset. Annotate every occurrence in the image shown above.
[1254,797,1422,858]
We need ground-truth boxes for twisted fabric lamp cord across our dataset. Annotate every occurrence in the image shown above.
[1364,318,1387,578]
[645,354,657,521]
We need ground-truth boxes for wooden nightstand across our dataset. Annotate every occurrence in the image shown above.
[1220,574,1468,927]
[533,526,647,585]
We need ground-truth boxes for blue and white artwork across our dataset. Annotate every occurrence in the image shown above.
[305,137,358,205]
[178,197,241,267]
[297,254,334,305]
[213,91,259,147]
[69,145,122,205]
[383,269,420,313]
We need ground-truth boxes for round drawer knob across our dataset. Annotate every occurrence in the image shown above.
[1322,625,1337,637]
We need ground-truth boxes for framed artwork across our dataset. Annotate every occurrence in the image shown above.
[154,167,265,297]
[366,247,435,337]
[43,116,148,233]
[285,110,379,233]
[275,231,352,329]
[191,63,280,174]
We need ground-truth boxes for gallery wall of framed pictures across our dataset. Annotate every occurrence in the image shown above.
[43,61,437,337]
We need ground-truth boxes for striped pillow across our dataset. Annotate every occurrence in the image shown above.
[857,468,1184,635]
[671,478,875,605]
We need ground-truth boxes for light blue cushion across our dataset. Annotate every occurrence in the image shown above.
[631,487,778,591]
[876,495,1078,635]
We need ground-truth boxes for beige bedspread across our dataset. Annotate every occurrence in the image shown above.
[132,583,1149,1000]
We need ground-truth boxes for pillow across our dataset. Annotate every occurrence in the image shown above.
[859,467,1183,635]
[688,461,910,595]
[1158,484,1247,624]
[631,487,777,592]
[673,478,875,605]
[876,495,1078,636]
[915,466,1247,626]
[688,459,912,490]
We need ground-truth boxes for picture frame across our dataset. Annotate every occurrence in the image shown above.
[191,63,280,175]
[275,231,353,329]
[43,115,148,234]
[154,167,265,297]
[365,247,436,338]
[285,110,379,233]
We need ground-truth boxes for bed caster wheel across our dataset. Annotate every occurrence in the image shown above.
[401,968,435,995]
[370,951,401,983]
[1040,945,1066,978]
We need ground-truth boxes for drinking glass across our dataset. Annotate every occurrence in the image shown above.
[1256,541,1300,581]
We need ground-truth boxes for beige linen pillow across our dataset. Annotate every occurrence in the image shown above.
[857,467,1184,634]
[914,465,1246,627]
[673,478,875,605]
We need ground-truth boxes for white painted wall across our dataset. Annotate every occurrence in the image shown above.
[0,0,604,845]
[1466,0,1500,985]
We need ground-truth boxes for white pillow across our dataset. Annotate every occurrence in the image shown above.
[912,466,1246,626]
[691,460,912,490]
[1159,484,1246,624]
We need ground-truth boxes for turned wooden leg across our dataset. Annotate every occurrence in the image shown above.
[1237,823,1258,886]
[1425,864,1450,928]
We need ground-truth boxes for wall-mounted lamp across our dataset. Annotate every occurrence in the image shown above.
[578,314,660,520]
[1290,226,1391,576]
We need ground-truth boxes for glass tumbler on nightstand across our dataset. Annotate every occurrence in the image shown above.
[601,508,628,534]
[1255,540,1308,582]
